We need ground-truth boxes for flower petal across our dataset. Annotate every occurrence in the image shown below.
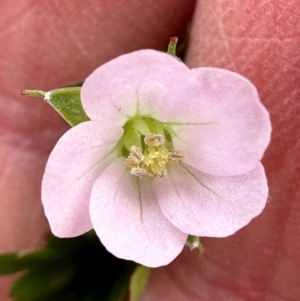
[80,50,192,124]
[89,159,187,267]
[154,163,268,237]
[171,67,271,176]
[42,121,122,237]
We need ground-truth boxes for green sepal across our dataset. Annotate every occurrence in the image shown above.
[186,235,205,253]
[22,87,90,127]
[167,37,182,62]
[129,265,151,301]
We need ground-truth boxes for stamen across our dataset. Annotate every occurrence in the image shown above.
[130,145,144,161]
[131,167,146,178]
[125,145,144,168]
[168,150,184,161]
[144,134,165,146]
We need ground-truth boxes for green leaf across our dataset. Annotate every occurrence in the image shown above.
[17,249,68,273]
[129,265,150,301]
[0,253,23,274]
[22,87,90,126]
[11,266,76,301]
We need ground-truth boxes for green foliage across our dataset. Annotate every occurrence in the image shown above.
[0,253,24,274]
[0,232,136,301]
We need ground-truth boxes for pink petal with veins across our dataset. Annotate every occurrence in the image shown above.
[154,163,268,237]
[89,159,187,267]
[80,50,192,124]
[171,68,271,176]
[42,121,122,237]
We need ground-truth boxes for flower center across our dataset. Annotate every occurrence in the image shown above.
[116,116,184,178]
[125,133,184,178]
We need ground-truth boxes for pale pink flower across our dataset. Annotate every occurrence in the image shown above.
[42,50,271,267]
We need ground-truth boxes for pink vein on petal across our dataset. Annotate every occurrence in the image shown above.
[154,162,268,237]
[42,121,123,237]
[89,158,187,267]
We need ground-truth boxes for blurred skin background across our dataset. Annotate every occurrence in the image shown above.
[0,0,299,300]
